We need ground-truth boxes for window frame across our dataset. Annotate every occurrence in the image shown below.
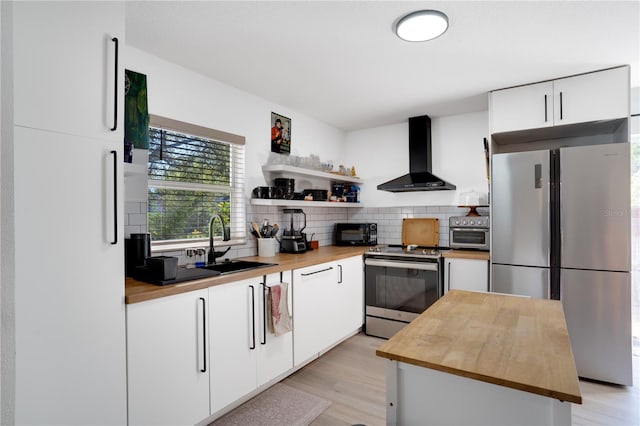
[147,114,246,251]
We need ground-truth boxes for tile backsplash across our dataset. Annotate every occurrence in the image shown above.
[125,201,489,265]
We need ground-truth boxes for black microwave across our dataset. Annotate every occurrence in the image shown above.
[335,223,377,246]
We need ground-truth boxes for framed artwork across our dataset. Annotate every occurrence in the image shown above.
[271,112,291,154]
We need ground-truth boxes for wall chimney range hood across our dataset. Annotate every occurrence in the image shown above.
[377,115,456,192]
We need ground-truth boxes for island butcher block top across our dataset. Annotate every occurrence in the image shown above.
[376,290,582,404]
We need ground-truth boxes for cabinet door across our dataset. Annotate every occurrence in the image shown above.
[126,290,209,426]
[292,261,337,366]
[444,258,489,294]
[553,67,629,126]
[490,81,553,133]
[14,1,124,140]
[14,127,126,425]
[257,272,294,387]
[210,279,258,413]
[335,256,364,338]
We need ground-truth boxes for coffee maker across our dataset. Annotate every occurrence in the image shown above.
[280,208,307,253]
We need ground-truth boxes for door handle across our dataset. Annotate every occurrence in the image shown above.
[544,94,548,122]
[534,164,542,189]
[110,37,118,131]
[249,285,256,350]
[261,282,267,345]
[338,264,343,284]
[110,150,118,244]
[301,266,333,276]
[199,297,207,373]
[559,91,563,120]
[447,262,451,292]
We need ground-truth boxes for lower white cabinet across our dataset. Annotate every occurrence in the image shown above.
[293,256,363,366]
[444,258,489,294]
[210,272,293,414]
[126,289,209,426]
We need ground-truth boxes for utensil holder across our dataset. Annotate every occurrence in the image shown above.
[258,238,276,257]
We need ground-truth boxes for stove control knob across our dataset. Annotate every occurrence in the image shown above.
[462,220,467,225]
[455,220,460,225]
[469,220,475,225]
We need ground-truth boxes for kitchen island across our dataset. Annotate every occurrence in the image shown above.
[376,290,582,426]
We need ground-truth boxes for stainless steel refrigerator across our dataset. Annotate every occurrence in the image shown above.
[491,142,632,386]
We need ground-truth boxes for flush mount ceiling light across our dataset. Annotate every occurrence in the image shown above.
[395,10,449,42]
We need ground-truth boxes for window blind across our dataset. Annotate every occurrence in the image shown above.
[147,116,246,245]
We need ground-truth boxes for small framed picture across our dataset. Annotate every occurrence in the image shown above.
[271,112,291,154]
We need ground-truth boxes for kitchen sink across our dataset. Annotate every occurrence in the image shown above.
[202,260,276,275]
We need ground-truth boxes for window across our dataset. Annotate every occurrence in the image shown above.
[147,115,245,247]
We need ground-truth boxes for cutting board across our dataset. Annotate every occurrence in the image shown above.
[402,218,439,247]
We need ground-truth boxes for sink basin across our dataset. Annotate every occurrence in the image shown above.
[202,260,276,275]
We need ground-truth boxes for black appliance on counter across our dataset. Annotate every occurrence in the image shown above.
[125,233,151,276]
[334,223,377,246]
[280,208,307,253]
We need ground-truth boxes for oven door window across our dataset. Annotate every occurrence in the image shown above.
[451,229,487,245]
[365,260,439,314]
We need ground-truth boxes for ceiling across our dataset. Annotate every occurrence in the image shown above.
[126,1,640,132]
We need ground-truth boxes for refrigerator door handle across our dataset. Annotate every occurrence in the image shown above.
[534,164,542,189]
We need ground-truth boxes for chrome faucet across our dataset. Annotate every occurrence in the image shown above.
[208,214,231,264]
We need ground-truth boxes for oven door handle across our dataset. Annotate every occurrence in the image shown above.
[450,227,489,232]
[364,259,438,271]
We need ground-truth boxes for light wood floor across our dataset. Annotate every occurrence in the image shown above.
[283,333,640,426]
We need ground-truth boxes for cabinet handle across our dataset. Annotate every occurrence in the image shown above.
[249,285,256,350]
[559,91,563,120]
[447,262,451,292]
[544,94,548,122]
[301,266,333,276]
[338,264,343,284]
[261,282,267,345]
[110,150,118,245]
[199,297,207,373]
[110,37,118,131]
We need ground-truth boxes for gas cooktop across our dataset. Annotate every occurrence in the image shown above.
[365,245,442,259]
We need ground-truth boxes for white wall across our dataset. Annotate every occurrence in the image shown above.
[124,46,346,195]
[344,111,489,207]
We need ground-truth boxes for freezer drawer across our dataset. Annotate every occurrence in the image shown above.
[491,264,549,299]
[561,269,632,385]
[491,150,550,268]
[560,143,631,272]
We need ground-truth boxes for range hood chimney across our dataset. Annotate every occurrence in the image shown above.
[377,115,456,192]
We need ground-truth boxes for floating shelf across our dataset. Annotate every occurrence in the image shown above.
[261,164,362,184]
[250,199,364,208]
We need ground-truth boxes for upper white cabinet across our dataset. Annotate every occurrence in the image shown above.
[490,81,554,134]
[14,1,124,140]
[209,273,293,414]
[552,67,629,126]
[126,290,210,426]
[490,66,629,134]
[292,256,363,366]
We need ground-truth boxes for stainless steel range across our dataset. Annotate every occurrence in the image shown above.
[364,245,442,339]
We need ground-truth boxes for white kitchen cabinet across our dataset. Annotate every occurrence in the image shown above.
[490,66,629,134]
[490,81,554,134]
[11,2,126,423]
[14,1,123,140]
[126,290,210,426]
[444,258,489,294]
[552,67,629,126]
[293,256,364,366]
[210,272,293,414]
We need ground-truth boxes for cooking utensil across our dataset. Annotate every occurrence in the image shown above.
[252,222,262,238]
[270,224,279,237]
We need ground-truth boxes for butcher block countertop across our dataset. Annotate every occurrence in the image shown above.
[125,245,367,304]
[376,290,582,404]
[441,249,490,260]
